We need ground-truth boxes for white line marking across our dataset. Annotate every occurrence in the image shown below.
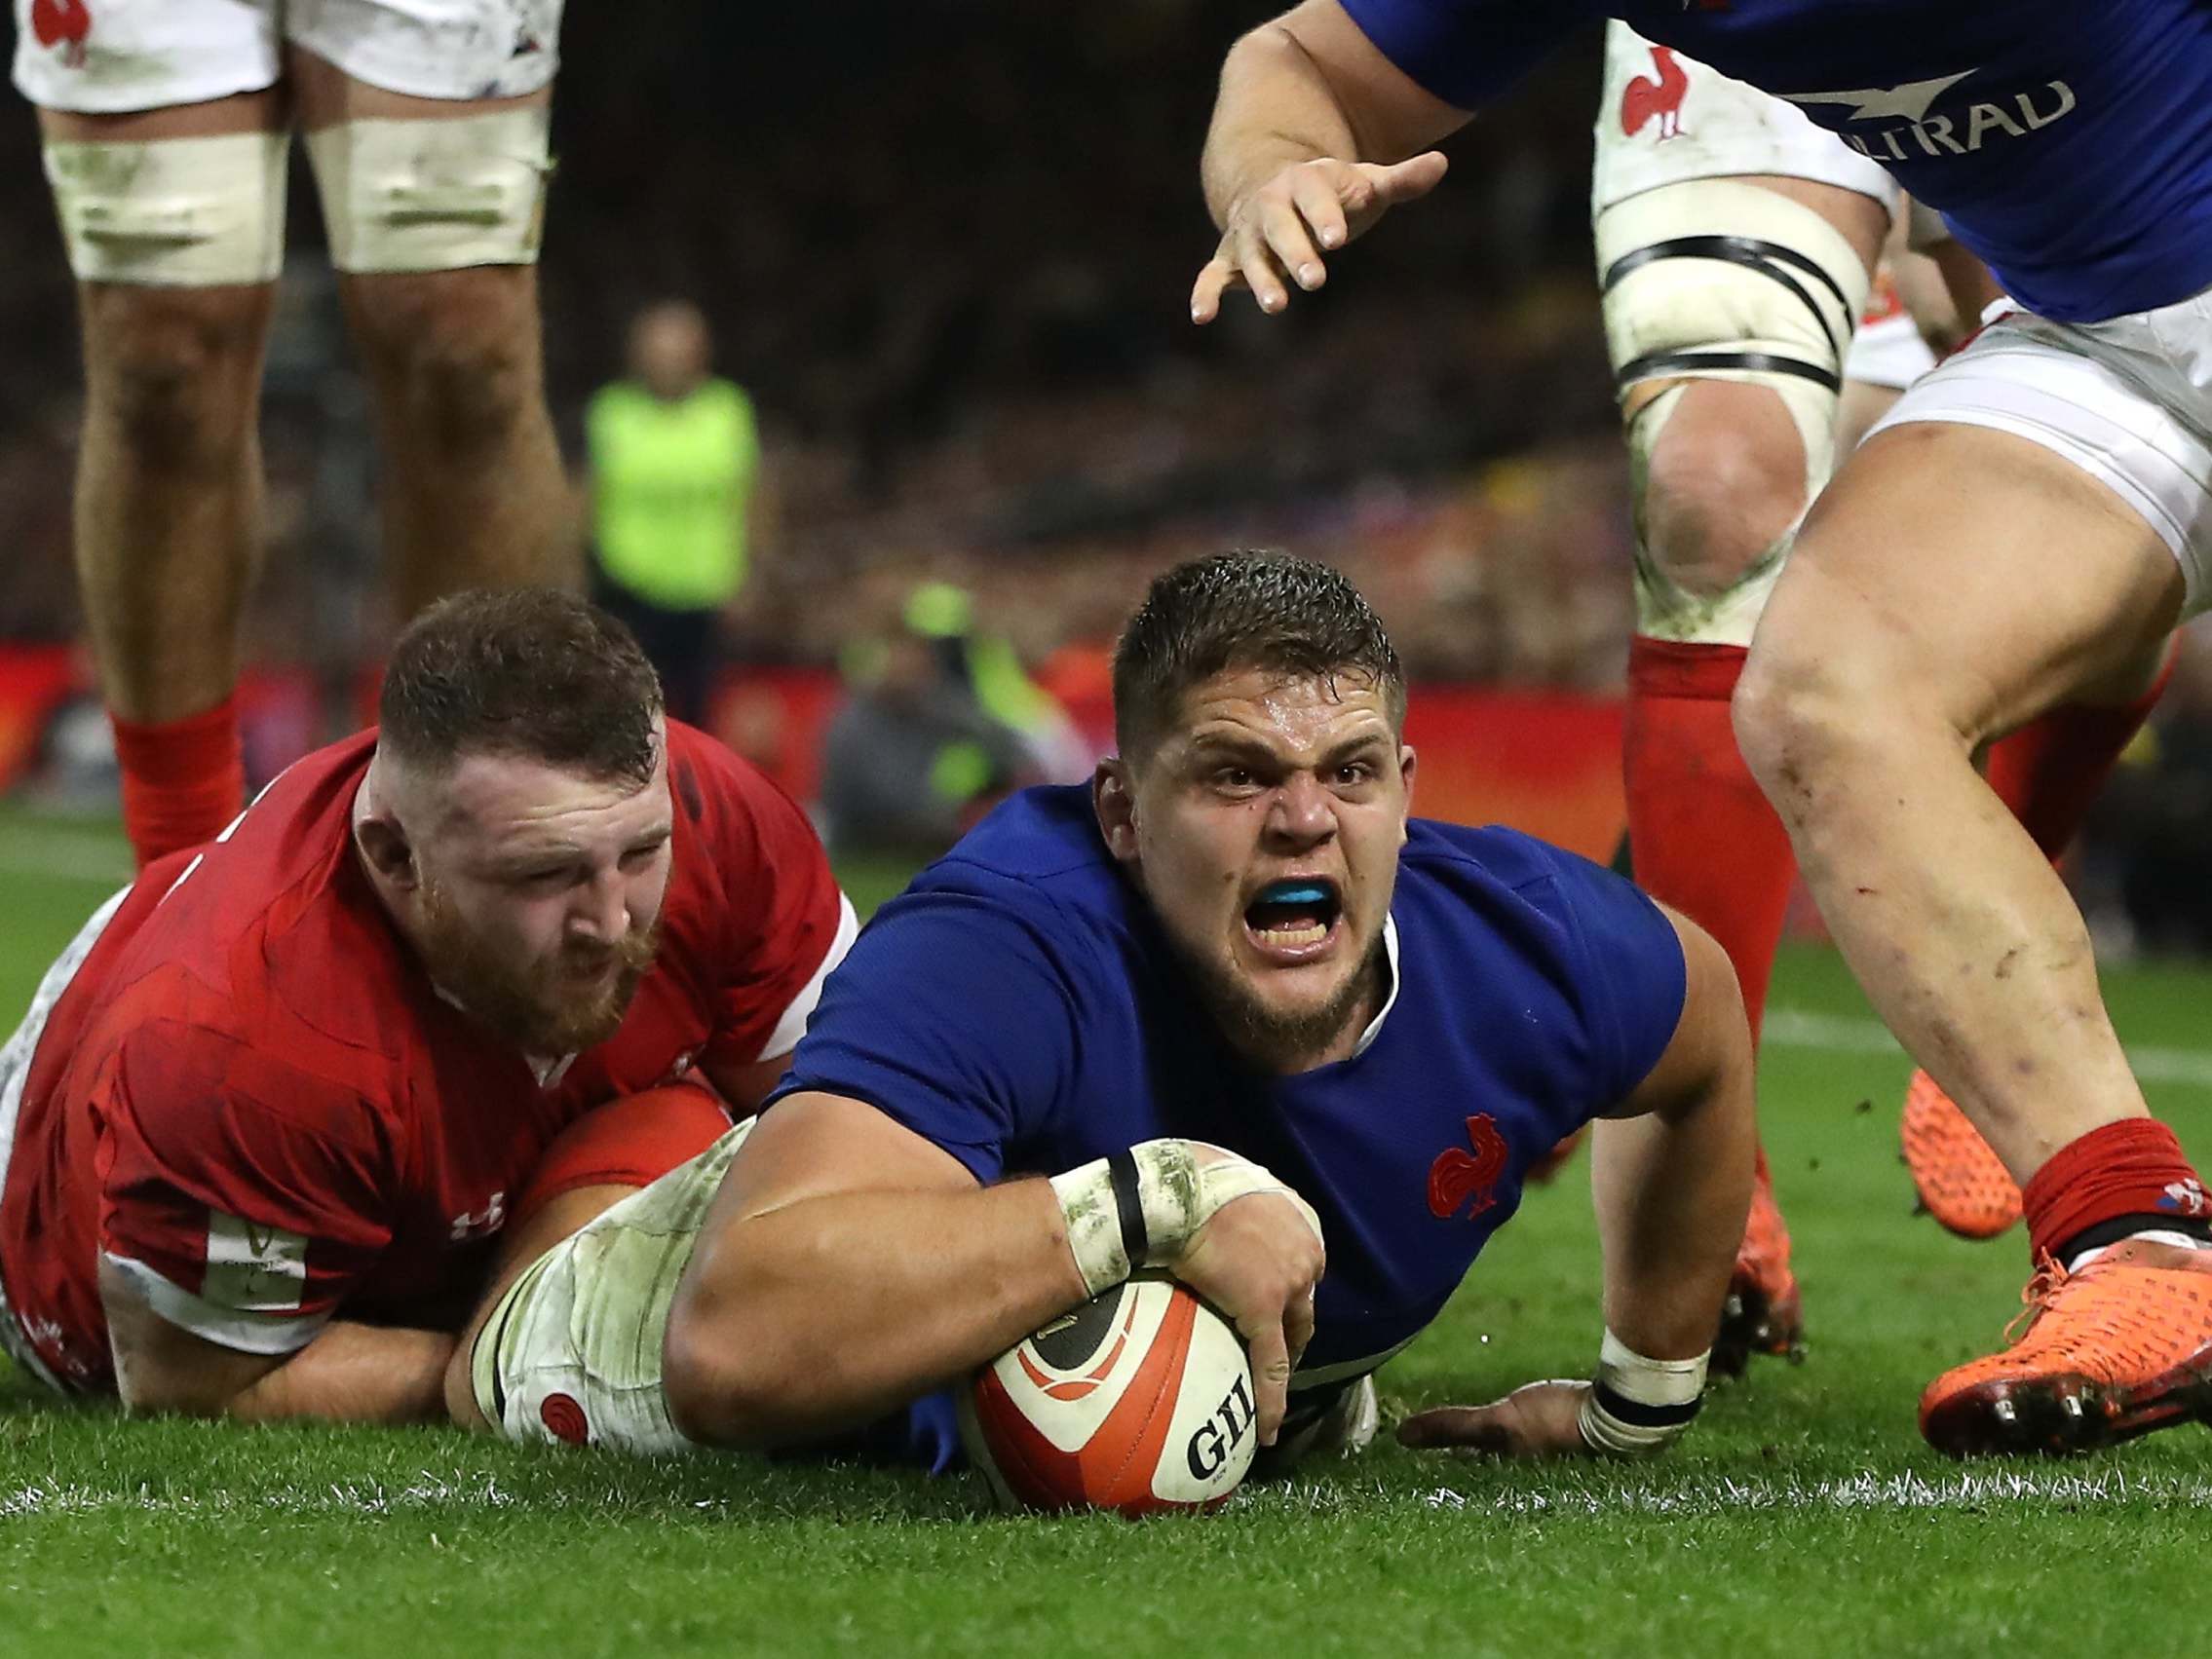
[1242,1465,2211,1517]
[6,1465,2209,1520]
[1766,1007,2212,1089]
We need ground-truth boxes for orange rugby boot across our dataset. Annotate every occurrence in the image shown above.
[1900,1069,2022,1239]
[1713,1160,1805,1376]
[1919,1239,2212,1456]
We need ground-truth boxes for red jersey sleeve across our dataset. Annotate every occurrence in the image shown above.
[670,729,857,1072]
[97,1020,391,1355]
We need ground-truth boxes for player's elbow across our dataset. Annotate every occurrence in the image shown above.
[660,1266,820,1451]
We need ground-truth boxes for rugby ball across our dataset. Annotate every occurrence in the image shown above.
[959,1276,1256,1517]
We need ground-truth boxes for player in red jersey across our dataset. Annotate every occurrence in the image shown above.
[0,589,855,1423]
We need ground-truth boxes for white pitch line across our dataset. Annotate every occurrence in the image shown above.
[1766,1006,2212,1089]
[1405,1465,2212,1516]
[7,1465,2210,1520]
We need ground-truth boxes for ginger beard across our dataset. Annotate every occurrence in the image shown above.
[416,871,661,1056]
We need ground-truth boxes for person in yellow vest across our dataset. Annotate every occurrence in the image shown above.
[586,301,765,726]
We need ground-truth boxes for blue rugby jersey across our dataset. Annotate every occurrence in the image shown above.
[768,784,1686,1470]
[1338,0,2212,323]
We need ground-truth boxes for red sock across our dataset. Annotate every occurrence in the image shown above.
[1983,656,2171,859]
[1623,637,1797,1044]
[2021,1118,2212,1264]
[111,696,247,870]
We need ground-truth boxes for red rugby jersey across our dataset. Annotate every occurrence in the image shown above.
[0,723,851,1390]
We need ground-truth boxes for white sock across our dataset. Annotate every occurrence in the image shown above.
[2068,1228,2209,1272]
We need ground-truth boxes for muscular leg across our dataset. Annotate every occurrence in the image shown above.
[1616,176,1888,1044]
[289,52,569,617]
[1603,177,1886,1361]
[39,92,286,861]
[1735,422,2182,1177]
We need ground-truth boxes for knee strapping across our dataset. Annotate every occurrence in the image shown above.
[305,108,552,275]
[43,132,290,286]
[1624,385,1797,646]
[1600,180,1872,645]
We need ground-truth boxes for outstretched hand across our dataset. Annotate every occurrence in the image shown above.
[1191,151,1449,323]
[1395,1378,1593,1459]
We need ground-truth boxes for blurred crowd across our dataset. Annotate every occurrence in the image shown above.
[1,0,2209,945]
[0,2,1619,682]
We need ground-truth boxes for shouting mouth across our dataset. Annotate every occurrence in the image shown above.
[1242,877,1344,963]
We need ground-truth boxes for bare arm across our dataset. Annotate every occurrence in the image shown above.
[1397,907,1753,1458]
[1192,0,1467,320]
[659,1091,1087,1450]
[101,1259,453,1426]
[1589,906,1757,1365]
[661,1093,1325,1452]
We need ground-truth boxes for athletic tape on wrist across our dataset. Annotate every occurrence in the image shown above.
[1577,1329,1708,1456]
[1106,1148,1149,1268]
[1050,1140,1321,1299]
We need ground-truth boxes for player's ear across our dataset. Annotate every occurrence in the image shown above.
[354,815,419,890]
[1092,758,1140,864]
[1397,744,1417,839]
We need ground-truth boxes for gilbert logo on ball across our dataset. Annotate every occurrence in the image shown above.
[959,1276,1256,1517]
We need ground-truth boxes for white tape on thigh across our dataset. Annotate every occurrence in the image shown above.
[43,132,289,286]
[1596,178,1869,403]
[471,1119,752,1453]
[306,107,552,274]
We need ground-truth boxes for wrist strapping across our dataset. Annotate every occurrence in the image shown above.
[1050,1138,1320,1298]
[1577,1328,1708,1456]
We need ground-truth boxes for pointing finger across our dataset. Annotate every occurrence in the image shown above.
[1371,150,1450,206]
[1190,255,1239,324]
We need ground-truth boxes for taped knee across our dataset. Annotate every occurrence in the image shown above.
[43,132,288,286]
[1626,386,1798,646]
[306,107,552,275]
[1600,181,1872,645]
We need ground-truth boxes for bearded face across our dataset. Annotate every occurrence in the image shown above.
[416,871,661,1055]
[1098,666,1412,1075]
[362,737,679,1060]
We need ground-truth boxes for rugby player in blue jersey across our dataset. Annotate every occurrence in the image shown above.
[452,553,1757,1469]
[1191,0,2212,1457]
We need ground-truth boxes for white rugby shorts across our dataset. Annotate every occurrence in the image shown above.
[1593,21,1897,214]
[14,0,561,113]
[1869,290,2212,614]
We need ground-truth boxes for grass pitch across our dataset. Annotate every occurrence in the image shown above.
[2,812,2210,1657]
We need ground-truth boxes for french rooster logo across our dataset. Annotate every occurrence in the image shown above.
[1429,1113,1510,1222]
[1621,45,1690,141]
[30,0,91,67]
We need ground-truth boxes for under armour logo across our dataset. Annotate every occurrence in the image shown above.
[449,1191,508,1241]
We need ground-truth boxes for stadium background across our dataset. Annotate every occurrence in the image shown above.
[4,8,2212,1656]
